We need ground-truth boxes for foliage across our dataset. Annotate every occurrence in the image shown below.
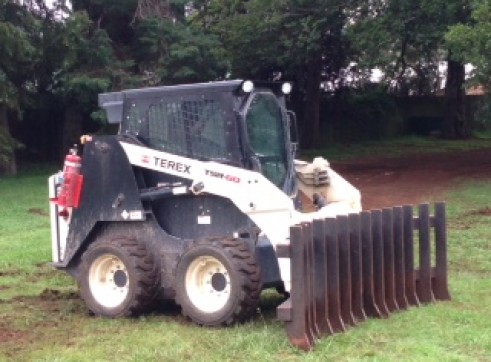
[199,0,359,83]
[1,0,490,162]
[446,1,491,86]
[195,0,362,147]
[348,0,462,95]
[321,87,404,143]
[0,0,43,174]
[0,119,22,164]
[348,0,475,139]
[55,11,128,114]
[0,0,40,108]
[133,16,228,85]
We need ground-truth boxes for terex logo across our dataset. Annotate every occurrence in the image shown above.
[205,169,241,183]
[141,155,150,164]
[153,156,191,174]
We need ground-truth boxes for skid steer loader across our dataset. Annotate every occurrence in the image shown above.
[48,80,450,350]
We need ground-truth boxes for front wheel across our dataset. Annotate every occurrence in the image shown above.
[78,237,159,317]
[175,238,261,326]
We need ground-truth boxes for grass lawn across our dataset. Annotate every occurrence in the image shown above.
[1,140,490,361]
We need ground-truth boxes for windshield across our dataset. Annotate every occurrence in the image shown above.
[245,92,288,187]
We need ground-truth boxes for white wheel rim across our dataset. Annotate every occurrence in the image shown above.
[88,254,129,308]
[185,255,231,313]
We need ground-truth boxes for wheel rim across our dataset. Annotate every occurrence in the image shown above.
[185,255,231,313]
[88,253,129,308]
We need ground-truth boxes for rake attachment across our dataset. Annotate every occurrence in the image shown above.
[277,202,450,351]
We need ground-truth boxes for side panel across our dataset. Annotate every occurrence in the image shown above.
[153,194,252,240]
[48,174,69,263]
[58,136,145,268]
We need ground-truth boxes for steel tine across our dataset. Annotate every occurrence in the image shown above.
[312,219,333,336]
[433,203,451,300]
[371,210,390,317]
[403,205,420,306]
[382,208,399,312]
[417,204,436,303]
[281,225,313,351]
[338,215,356,326]
[325,217,346,332]
[361,211,383,318]
[393,206,409,309]
[349,213,367,322]
[302,222,317,342]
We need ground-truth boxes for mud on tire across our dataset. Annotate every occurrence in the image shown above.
[78,236,160,317]
[175,238,261,326]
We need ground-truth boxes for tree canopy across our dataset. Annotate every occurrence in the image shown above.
[0,0,489,175]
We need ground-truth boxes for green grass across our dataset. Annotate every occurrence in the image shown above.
[1,144,490,361]
[302,132,491,161]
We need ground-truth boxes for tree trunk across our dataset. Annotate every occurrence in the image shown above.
[443,58,470,139]
[301,57,322,148]
[0,105,17,176]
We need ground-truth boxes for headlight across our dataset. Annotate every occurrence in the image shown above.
[242,80,254,93]
[282,82,292,95]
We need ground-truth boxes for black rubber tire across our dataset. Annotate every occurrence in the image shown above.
[78,236,160,317]
[175,238,261,326]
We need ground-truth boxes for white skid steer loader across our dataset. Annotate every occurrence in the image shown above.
[48,80,449,349]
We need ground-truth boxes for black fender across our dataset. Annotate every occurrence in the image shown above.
[60,136,145,268]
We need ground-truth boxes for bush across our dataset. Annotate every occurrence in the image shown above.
[321,88,404,143]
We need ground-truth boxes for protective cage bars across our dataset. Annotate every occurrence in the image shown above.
[277,202,451,351]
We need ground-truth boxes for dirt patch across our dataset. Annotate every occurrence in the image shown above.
[39,288,79,301]
[0,326,28,345]
[467,207,491,216]
[332,148,491,210]
[28,207,49,217]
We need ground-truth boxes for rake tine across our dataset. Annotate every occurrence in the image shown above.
[312,219,333,336]
[417,204,436,303]
[433,203,451,301]
[279,225,313,351]
[325,217,346,332]
[371,210,390,318]
[349,213,367,322]
[403,205,420,306]
[302,222,317,342]
[393,206,409,309]
[383,208,399,312]
[361,211,383,318]
[338,215,357,326]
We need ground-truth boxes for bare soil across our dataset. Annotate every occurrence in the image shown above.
[332,148,491,210]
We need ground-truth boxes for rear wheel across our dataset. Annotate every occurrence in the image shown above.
[78,237,159,317]
[175,238,261,326]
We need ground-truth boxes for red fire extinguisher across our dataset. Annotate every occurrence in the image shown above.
[53,145,84,214]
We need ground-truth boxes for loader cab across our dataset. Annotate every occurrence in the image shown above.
[238,81,296,196]
[99,80,297,196]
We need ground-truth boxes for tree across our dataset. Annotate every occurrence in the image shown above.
[195,0,361,148]
[133,16,228,85]
[349,0,472,139]
[0,0,40,175]
[446,1,491,87]
[54,11,128,153]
